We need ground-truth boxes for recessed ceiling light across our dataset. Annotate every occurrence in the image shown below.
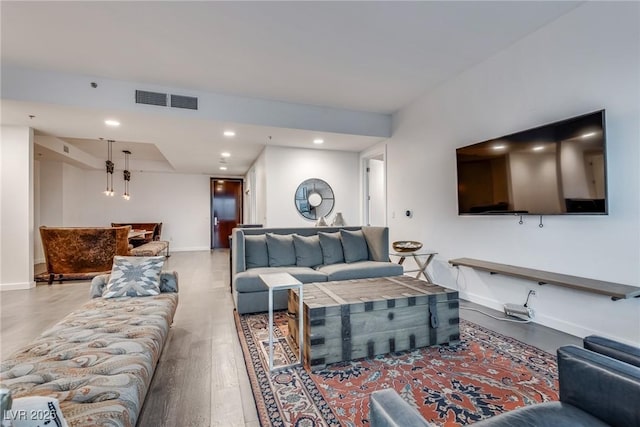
[220,166,228,171]
[223,130,235,137]
[492,144,506,150]
[221,152,231,158]
[313,139,324,144]
[533,146,545,151]
[105,119,120,127]
[581,131,596,139]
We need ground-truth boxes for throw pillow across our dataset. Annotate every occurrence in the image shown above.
[103,256,164,298]
[318,231,345,265]
[292,234,323,267]
[340,229,369,263]
[265,233,296,267]
[244,235,269,269]
[10,396,69,427]
[160,271,179,293]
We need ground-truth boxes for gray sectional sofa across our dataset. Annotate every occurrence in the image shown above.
[231,226,403,314]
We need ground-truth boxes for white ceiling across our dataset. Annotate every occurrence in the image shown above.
[1,1,581,175]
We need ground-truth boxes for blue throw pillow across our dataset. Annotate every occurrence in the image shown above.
[318,231,345,265]
[245,235,269,269]
[103,256,164,298]
[292,234,323,267]
[340,229,369,263]
[265,233,296,267]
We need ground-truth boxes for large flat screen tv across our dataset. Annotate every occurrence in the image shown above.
[456,110,607,215]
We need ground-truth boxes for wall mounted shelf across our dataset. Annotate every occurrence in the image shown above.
[449,257,640,301]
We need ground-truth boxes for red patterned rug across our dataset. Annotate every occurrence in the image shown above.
[235,311,558,427]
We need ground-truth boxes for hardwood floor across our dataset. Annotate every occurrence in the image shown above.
[136,251,258,427]
[1,250,582,426]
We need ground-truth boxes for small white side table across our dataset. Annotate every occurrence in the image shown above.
[258,272,304,371]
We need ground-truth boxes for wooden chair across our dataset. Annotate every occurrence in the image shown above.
[39,226,131,284]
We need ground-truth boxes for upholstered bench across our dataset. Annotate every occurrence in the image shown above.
[129,240,170,257]
[0,269,179,427]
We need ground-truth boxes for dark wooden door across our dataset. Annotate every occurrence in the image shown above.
[211,179,243,249]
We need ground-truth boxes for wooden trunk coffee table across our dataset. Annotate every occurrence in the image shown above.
[288,275,459,370]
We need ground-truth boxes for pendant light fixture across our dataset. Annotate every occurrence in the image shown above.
[103,139,115,196]
[122,150,131,200]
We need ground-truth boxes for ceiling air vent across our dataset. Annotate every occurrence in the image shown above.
[171,94,198,110]
[135,90,167,107]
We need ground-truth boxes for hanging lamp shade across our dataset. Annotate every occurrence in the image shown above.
[122,150,131,200]
[103,139,115,196]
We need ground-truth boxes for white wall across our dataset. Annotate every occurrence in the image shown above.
[35,144,360,255]
[33,161,43,263]
[36,161,62,263]
[34,161,91,262]
[39,161,64,226]
[79,170,211,251]
[263,146,360,227]
[250,149,268,226]
[388,2,640,344]
[368,158,386,226]
[1,126,35,289]
[62,163,85,225]
[360,141,388,226]
[34,163,211,252]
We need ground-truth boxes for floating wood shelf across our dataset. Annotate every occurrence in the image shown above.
[449,257,640,301]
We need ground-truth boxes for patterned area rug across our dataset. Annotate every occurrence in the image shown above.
[235,311,558,427]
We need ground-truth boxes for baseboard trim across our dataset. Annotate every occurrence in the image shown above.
[171,246,211,252]
[460,290,638,347]
[0,281,36,291]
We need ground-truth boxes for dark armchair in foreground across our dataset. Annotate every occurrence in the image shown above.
[370,335,640,427]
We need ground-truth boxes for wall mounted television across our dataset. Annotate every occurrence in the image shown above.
[456,110,607,215]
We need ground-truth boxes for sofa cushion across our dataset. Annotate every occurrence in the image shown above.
[103,256,163,298]
[245,235,269,268]
[472,402,609,427]
[340,229,369,263]
[317,261,403,281]
[266,233,296,267]
[318,231,345,265]
[292,234,323,267]
[234,267,327,293]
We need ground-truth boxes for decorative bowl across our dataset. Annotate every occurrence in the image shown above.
[392,240,423,253]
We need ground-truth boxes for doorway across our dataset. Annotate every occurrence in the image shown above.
[211,178,243,249]
[364,152,386,226]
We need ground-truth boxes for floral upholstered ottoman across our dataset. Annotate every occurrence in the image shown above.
[0,270,179,427]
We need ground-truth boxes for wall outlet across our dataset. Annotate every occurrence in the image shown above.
[504,303,534,320]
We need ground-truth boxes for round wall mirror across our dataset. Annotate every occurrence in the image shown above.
[308,192,323,207]
[294,178,335,220]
